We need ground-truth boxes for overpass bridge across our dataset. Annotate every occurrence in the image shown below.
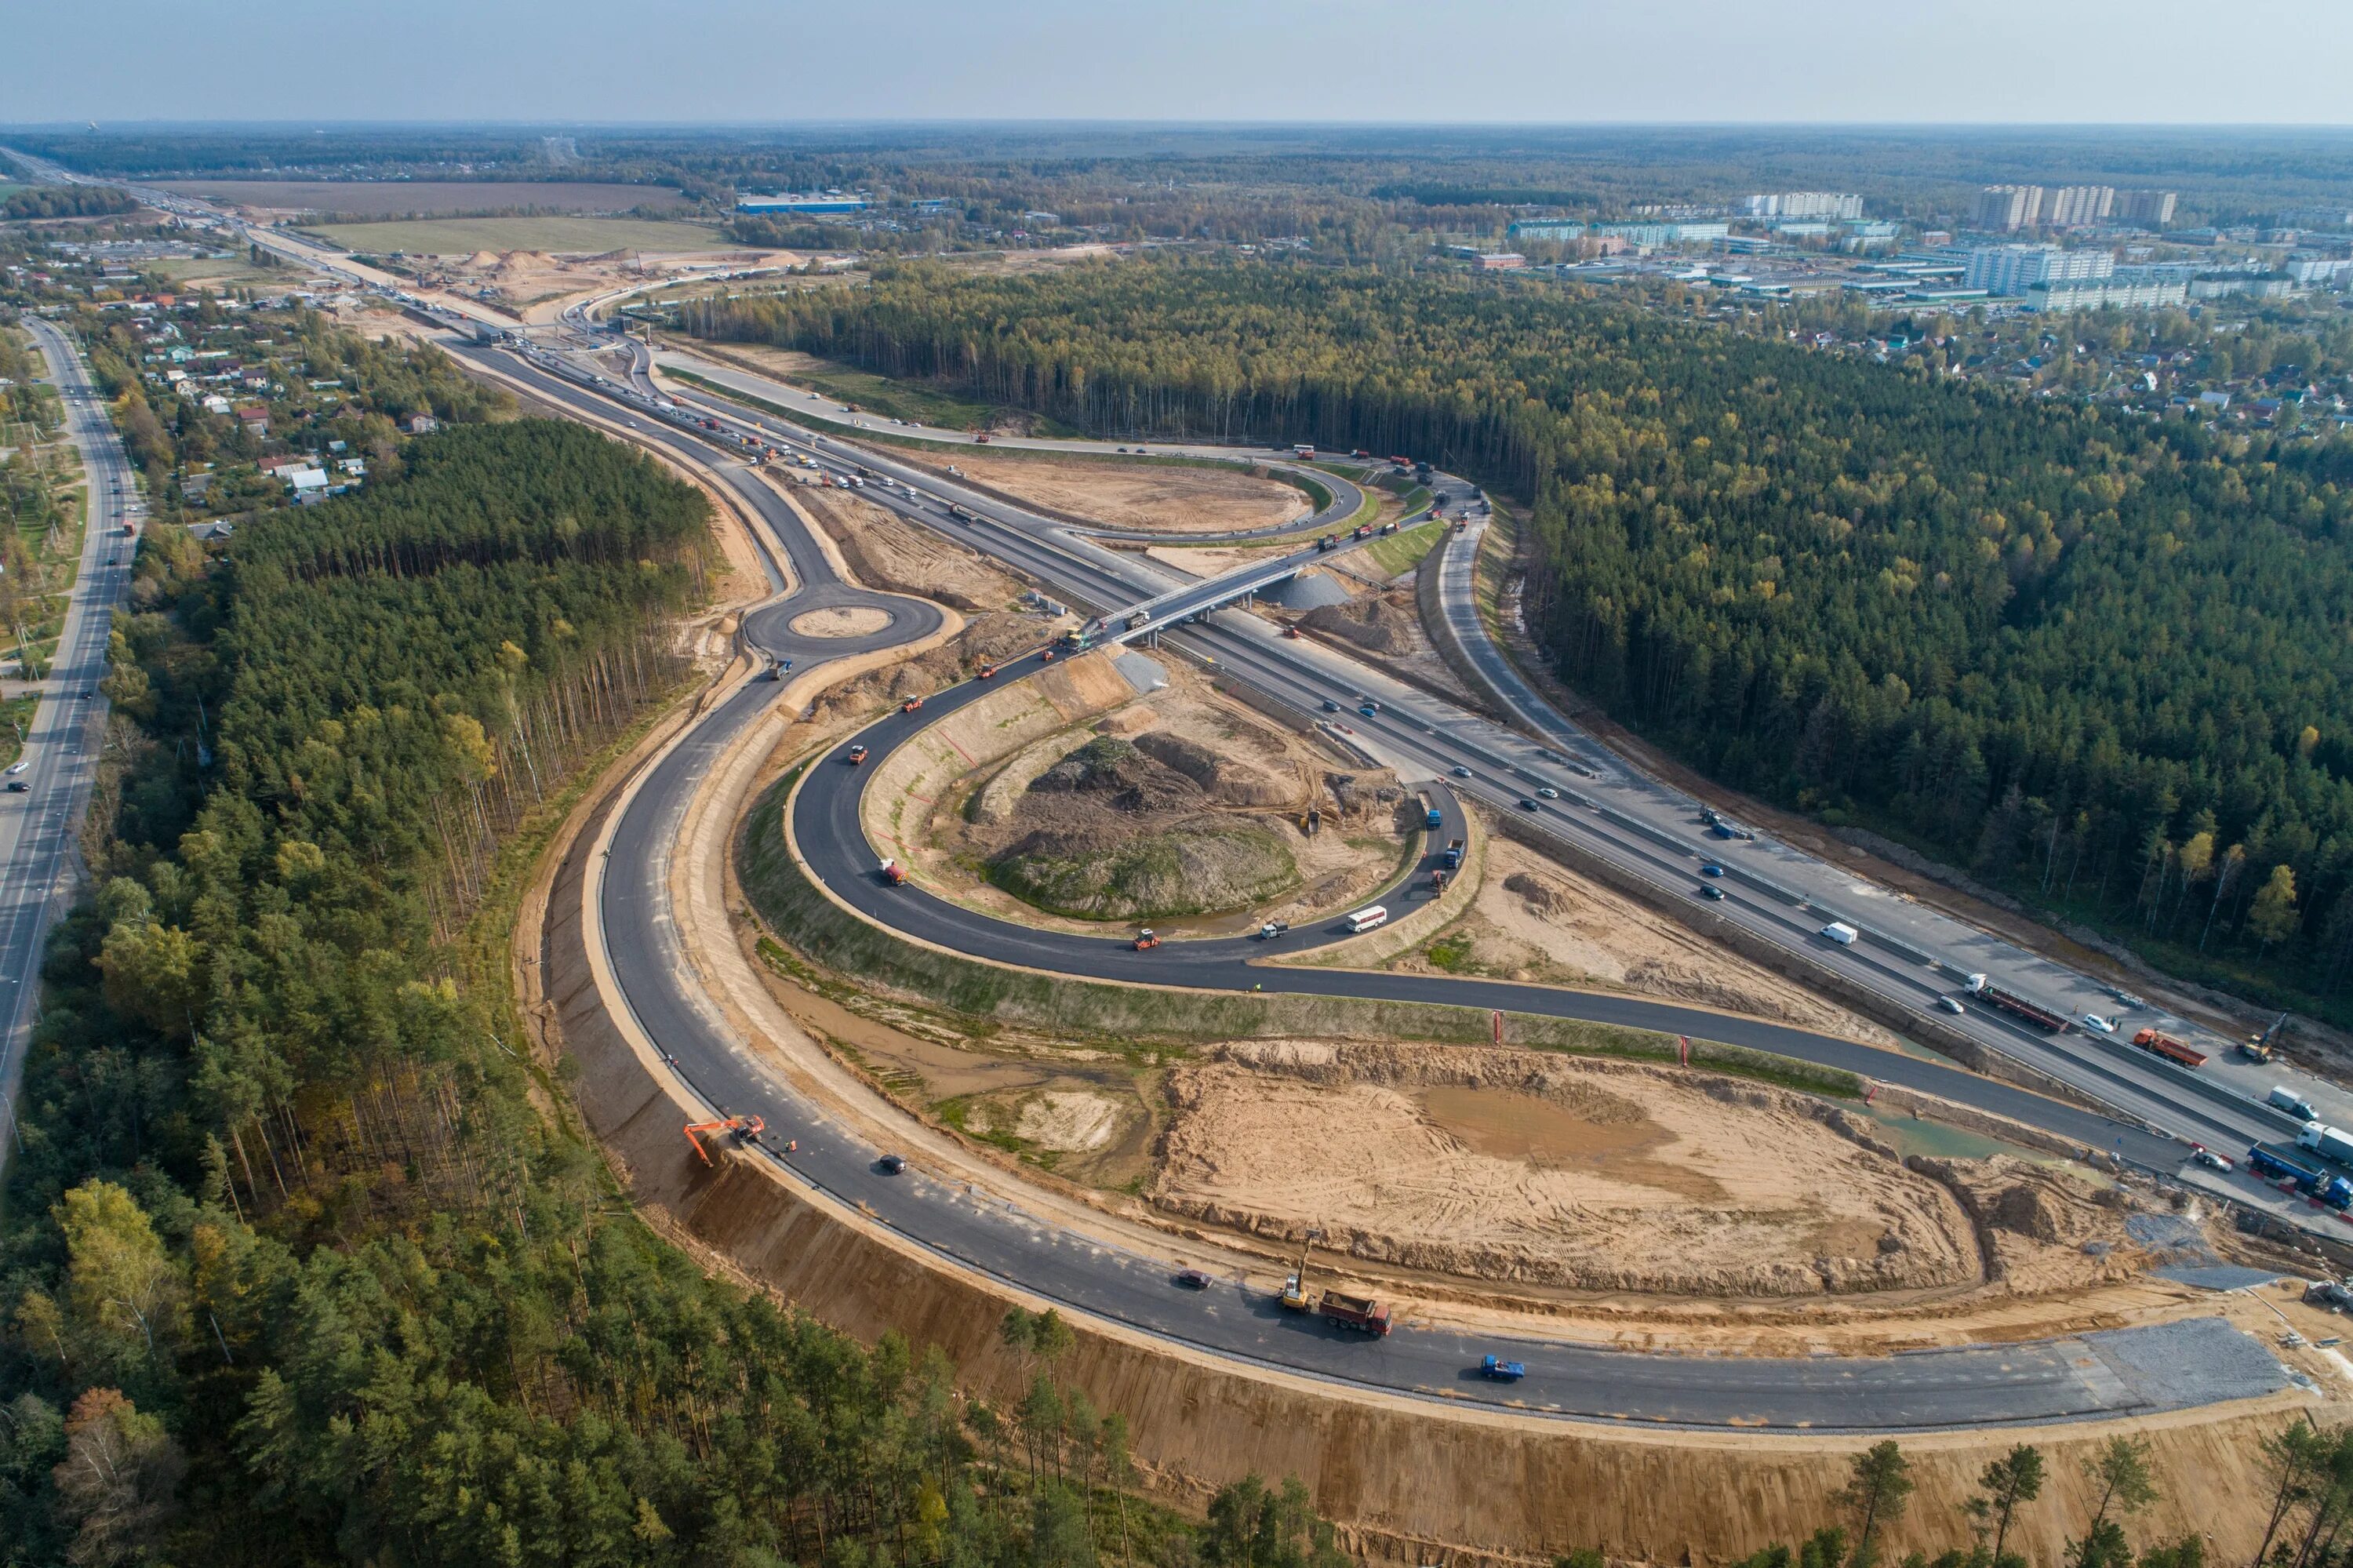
[1084,512,1441,649]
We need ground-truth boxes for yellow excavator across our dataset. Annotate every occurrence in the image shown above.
[1279,1235,1316,1312]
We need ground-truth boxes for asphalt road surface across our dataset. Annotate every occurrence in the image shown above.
[18,158,2305,1433]
[0,321,138,1146]
[471,344,2293,1431]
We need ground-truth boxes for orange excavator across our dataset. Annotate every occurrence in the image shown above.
[685,1113,787,1166]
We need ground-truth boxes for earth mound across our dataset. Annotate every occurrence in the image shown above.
[988,737,1298,918]
[1301,593,1421,655]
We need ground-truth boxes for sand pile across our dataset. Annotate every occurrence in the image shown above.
[893,448,1311,533]
[1400,841,1904,1047]
[1302,592,1421,655]
[1147,1043,1983,1297]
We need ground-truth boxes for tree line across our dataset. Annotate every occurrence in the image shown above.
[683,257,2353,1021]
[0,417,1351,1566]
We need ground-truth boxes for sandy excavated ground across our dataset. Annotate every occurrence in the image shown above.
[1296,584,1482,707]
[1397,828,1906,1048]
[798,488,1027,612]
[789,606,893,638]
[1151,1042,2142,1300]
[896,448,1311,534]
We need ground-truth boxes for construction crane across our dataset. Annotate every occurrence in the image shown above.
[684,1113,770,1166]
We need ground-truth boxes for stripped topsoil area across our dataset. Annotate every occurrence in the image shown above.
[1401,827,1905,1049]
[1150,1042,2145,1301]
[894,447,1313,534]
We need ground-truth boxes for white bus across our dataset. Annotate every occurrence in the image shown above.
[1345,905,1389,934]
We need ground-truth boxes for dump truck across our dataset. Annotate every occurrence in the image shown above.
[879,859,907,886]
[1442,839,1466,871]
[1318,1290,1392,1335]
[2132,1028,2208,1069]
[1964,974,2073,1033]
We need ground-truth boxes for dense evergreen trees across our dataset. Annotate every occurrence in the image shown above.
[690,259,2353,1016]
[0,417,1355,1564]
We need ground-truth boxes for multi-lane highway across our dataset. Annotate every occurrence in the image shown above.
[25,173,2304,1427]
[629,345,2315,1163]
[477,340,2292,1432]
[0,319,138,1146]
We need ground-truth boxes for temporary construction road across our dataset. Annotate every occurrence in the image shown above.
[11,154,2301,1426]
[463,340,2297,1432]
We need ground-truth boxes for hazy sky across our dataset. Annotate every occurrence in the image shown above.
[8,0,2351,125]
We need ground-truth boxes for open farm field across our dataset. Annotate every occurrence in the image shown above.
[311,214,738,255]
[158,179,690,216]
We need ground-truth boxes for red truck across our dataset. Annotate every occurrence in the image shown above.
[1318,1290,1392,1336]
[2133,1028,2208,1068]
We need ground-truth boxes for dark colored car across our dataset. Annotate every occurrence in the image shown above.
[1518,798,1539,811]
[1700,864,1725,877]
[876,1154,907,1175]
[5,782,25,794]
[1174,1268,1211,1290]
[1699,884,1726,900]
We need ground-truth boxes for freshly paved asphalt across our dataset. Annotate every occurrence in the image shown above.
[27,163,2306,1428]
[471,344,2294,1431]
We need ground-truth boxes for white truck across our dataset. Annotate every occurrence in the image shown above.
[2299,1122,2353,1169]
[1820,922,1859,946]
[2273,1085,2321,1122]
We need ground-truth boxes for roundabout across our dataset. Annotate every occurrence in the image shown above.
[482,337,2300,1441]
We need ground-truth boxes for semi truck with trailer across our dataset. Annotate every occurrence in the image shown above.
[1964,974,2074,1033]
[2250,1142,2353,1210]
[2299,1122,2353,1170]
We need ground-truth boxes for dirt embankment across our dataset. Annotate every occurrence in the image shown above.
[799,488,1027,612]
[1398,829,1904,1048]
[896,447,1312,534]
[1297,584,1480,707]
[922,666,1413,929]
[1150,1042,2002,1297]
[984,734,1301,919]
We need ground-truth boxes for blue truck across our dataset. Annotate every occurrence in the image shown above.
[2249,1142,2353,1210]
[1424,803,1444,831]
[1441,838,1466,871]
[1481,1354,1526,1381]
